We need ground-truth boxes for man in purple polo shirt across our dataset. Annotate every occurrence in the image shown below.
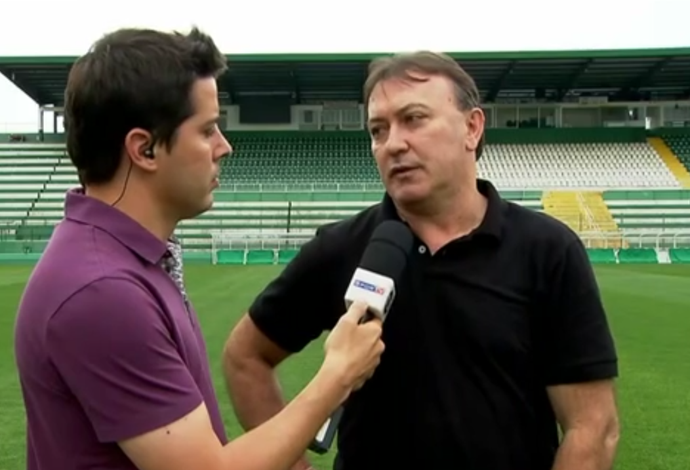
[13,27,386,470]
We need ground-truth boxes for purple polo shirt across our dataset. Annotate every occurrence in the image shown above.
[14,188,228,470]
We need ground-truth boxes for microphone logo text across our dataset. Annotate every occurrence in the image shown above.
[353,279,385,295]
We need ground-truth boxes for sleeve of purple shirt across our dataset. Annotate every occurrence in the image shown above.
[46,276,204,443]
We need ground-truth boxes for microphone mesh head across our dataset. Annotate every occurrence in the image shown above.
[358,220,414,283]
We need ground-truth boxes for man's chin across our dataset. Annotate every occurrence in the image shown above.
[200,197,214,214]
[183,197,214,221]
[387,183,430,205]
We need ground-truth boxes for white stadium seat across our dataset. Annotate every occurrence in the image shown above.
[478,142,680,189]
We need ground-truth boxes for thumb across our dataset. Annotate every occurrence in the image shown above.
[343,300,369,323]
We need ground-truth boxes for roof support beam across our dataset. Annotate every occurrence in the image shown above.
[222,74,237,104]
[625,57,672,91]
[556,59,592,101]
[5,52,690,107]
[485,61,515,102]
[290,67,301,104]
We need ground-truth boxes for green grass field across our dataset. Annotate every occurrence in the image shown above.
[1,263,689,470]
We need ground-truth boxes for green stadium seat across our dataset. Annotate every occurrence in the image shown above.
[617,248,658,264]
[662,135,690,175]
[603,189,690,238]
[218,129,679,190]
[246,249,275,265]
[216,249,245,265]
[669,248,690,264]
[586,248,617,264]
[4,130,690,261]
[277,249,298,264]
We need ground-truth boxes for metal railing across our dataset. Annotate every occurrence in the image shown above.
[579,231,690,249]
[575,192,601,232]
[216,182,385,193]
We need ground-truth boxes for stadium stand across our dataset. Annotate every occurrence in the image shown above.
[2,129,690,263]
[2,49,690,265]
[223,132,375,184]
[605,189,690,233]
[659,134,690,184]
[221,130,681,189]
[0,142,66,254]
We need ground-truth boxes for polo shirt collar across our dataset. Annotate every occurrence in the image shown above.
[380,178,505,241]
[63,187,169,264]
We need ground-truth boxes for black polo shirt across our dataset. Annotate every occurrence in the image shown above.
[248,179,618,470]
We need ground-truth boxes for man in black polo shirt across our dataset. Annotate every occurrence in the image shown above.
[223,51,620,470]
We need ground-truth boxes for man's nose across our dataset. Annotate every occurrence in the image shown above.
[384,127,409,155]
[217,134,233,159]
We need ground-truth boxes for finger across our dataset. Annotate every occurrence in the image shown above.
[361,319,383,336]
[342,300,369,323]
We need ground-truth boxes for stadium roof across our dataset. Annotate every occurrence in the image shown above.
[1,48,689,106]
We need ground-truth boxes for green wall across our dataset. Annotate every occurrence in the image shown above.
[603,189,690,201]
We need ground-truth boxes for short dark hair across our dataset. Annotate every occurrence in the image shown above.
[363,51,484,160]
[63,26,227,185]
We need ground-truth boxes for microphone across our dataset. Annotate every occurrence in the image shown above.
[308,220,415,454]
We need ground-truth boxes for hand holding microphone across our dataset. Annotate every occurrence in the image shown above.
[309,220,415,454]
[322,300,385,393]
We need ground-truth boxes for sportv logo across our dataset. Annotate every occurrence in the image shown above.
[353,279,385,295]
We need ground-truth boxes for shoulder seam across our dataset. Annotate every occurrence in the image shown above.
[48,275,153,324]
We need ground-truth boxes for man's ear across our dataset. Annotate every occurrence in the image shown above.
[124,128,157,173]
[464,107,486,157]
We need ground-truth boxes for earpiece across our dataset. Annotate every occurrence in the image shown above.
[143,147,154,158]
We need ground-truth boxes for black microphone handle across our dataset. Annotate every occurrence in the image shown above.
[308,305,379,455]
[307,220,414,454]
[308,405,344,454]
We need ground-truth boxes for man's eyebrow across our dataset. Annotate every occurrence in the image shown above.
[397,103,431,114]
[368,103,431,126]
[203,116,220,127]
[367,116,385,127]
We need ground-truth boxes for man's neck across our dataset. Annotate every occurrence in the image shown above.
[396,187,488,254]
[84,184,177,242]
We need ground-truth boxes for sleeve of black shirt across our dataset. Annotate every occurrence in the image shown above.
[247,227,343,354]
[539,236,619,386]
